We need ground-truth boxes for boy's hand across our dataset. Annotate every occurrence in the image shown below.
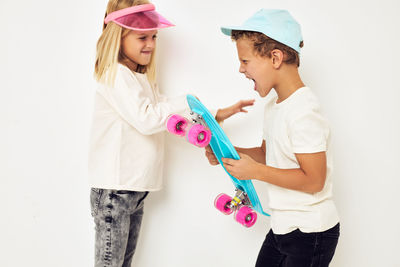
[215,99,255,123]
[221,153,259,180]
[205,145,219,165]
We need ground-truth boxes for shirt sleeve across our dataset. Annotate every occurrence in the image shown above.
[97,69,189,135]
[289,109,330,154]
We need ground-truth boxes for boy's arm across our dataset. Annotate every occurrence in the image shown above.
[205,140,266,165]
[221,151,327,194]
[235,140,266,164]
[214,99,255,123]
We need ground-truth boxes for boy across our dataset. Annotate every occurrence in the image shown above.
[206,9,340,267]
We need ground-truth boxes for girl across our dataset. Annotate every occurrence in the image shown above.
[89,1,254,266]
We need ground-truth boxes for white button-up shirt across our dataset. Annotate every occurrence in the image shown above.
[88,64,189,191]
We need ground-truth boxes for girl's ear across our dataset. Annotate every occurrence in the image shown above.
[271,49,284,69]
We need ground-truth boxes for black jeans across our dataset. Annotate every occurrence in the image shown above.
[255,223,340,267]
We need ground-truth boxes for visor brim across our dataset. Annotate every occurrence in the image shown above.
[113,10,174,31]
[105,4,174,31]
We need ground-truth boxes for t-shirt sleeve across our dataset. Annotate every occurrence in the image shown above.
[98,69,189,135]
[289,109,330,154]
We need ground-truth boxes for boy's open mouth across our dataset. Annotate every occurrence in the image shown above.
[246,76,257,91]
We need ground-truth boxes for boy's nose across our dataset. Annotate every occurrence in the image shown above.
[239,65,245,73]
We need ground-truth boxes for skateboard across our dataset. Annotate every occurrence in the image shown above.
[166,95,270,227]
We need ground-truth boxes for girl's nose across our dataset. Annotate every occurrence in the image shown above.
[146,39,156,49]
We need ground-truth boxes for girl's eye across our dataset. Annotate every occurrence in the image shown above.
[139,37,146,40]
[152,35,157,40]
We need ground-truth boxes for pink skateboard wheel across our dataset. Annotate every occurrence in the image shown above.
[166,115,188,137]
[214,193,233,215]
[186,124,211,147]
[234,206,257,227]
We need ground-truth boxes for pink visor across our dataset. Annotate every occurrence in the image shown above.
[104,4,174,31]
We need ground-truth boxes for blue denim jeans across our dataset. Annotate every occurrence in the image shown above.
[90,188,149,267]
[255,223,340,267]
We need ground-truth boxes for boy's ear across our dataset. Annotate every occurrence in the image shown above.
[271,49,284,69]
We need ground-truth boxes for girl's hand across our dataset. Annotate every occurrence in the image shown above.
[215,99,255,123]
[221,152,259,180]
[205,145,219,165]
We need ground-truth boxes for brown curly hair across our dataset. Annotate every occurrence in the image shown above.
[231,30,303,67]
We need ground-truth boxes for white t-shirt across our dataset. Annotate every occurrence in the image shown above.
[263,87,339,234]
[88,64,189,191]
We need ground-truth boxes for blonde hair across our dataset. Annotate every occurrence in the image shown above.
[94,0,156,86]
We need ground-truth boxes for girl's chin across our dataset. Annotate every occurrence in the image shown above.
[138,55,152,63]
[137,59,151,66]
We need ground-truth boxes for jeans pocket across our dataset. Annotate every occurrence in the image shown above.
[90,188,104,217]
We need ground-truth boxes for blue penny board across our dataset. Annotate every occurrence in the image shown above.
[187,95,270,217]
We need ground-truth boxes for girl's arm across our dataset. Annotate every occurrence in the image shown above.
[98,69,188,135]
[221,151,327,194]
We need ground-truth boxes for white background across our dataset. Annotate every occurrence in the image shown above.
[1,0,400,266]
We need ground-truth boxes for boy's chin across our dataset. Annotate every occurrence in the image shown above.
[257,88,271,97]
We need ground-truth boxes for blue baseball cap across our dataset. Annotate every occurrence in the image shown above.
[221,9,303,53]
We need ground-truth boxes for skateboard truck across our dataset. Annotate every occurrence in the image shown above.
[189,111,206,125]
[228,188,251,210]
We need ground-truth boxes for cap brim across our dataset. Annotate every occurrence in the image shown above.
[220,26,233,36]
[220,26,259,36]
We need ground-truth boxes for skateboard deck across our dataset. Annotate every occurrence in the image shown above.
[186,95,270,218]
